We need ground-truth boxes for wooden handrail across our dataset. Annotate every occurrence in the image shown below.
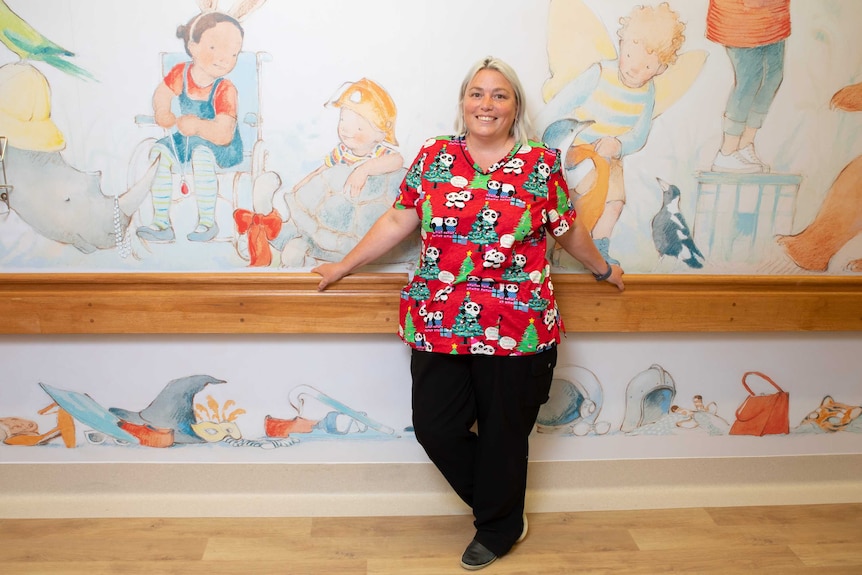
[0,273,860,334]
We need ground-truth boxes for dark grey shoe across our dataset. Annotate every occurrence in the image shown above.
[460,539,497,571]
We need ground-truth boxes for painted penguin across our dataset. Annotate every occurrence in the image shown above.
[651,178,704,269]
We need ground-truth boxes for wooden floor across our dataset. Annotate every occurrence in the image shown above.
[1,504,861,574]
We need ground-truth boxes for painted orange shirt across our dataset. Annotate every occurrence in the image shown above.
[163,63,237,118]
[706,0,791,48]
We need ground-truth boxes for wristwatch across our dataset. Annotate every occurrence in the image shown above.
[592,261,613,282]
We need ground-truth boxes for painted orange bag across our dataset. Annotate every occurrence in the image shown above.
[729,371,789,436]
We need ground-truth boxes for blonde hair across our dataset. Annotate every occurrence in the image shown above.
[617,2,685,66]
[455,56,533,147]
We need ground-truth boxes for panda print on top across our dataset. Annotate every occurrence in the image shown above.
[417,245,442,280]
[395,135,574,356]
[503,157,525,175]
[483,248,506,269]
[468,204,500,245]
[502,251,530,282]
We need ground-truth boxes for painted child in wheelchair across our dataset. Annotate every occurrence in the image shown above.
[137,2,263,243]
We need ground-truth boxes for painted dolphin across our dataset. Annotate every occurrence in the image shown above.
[541,118,595,154]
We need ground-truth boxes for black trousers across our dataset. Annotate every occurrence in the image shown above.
[410,347,556,556]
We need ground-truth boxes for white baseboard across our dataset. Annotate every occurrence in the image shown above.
[1,455,860,518]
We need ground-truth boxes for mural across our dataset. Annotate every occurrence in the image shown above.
[536,1,707,269]
[7,378,397,449]
[0,0,861,465]
[281,77,416,267]
[777,81,862,272]
[2,336,860,460]
[0,0,859,272]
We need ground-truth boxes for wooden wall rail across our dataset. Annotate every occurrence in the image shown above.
[0,273,860,334]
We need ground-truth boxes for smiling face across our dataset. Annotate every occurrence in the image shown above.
[337,107,385,157]
[618,38,667,88]
[188,21,244,83]
[462,69,517,144]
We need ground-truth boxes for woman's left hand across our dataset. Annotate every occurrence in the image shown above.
[606,264,625,291]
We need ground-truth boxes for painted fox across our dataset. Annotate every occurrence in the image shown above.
[801,395,862,433]
[777,81,862,272]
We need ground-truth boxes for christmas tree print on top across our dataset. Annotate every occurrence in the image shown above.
[517,318,540,353]
[467,203,500,246]
[502,251,530,282]
[417,246,442,280]
[408,279,430,304]
[425,145,454,188]
[523,152,550,201]
[406,152,426,190]
[455,250,476,283]
[550,149,562,173]
[421,194,433,231]
[403,306,417,345]
[470,172,492,190]
[513,206,532,242]
[527,287,549,312]
[451,293,484,343]
[556,180,572,216]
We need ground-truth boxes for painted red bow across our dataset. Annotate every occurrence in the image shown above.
[233,208,283,266]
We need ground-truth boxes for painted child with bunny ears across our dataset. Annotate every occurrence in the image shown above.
[137,0,265,243]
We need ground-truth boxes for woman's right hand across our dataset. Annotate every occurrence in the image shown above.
[312,262,349,291]
[311,206,421,291]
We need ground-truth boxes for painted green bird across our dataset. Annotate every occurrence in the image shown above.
[0,0,94,80]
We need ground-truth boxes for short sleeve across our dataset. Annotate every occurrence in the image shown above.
[393,146,425,210]
[544,147,577,237]
[163,63,185,95]
[213,80,238,118]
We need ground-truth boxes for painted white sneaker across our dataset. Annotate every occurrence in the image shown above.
[738,144,770,172]
[711,150,762,174]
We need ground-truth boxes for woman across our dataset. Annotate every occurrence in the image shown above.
[314,56,624,571]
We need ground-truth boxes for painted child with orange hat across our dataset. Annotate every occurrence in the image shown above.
[292,78,402,197]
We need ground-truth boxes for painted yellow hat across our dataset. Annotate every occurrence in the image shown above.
[0,63,65,151]
[329,78,398,146]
